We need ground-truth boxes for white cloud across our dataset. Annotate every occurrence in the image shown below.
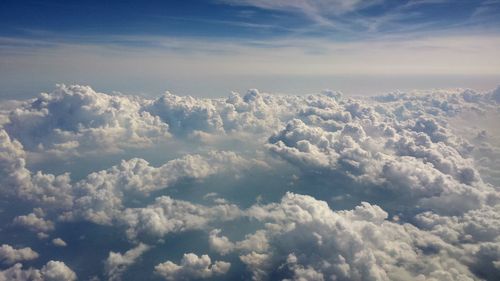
[41,261,77,281]
[122,195,242,240]
[64,150,253,225]
[209,229,269,256]
[51,238,66,247]
[219,0,381,25]
[0,245,39,265]
[13,213,55,233]
[105,243,150,281]
[0,263,41,281]
[1,84,500,280]
[4,84,170,156]
[0,261,76,281]
[237,192,481,281]
[267,89,500,215]
[154,253,230,280]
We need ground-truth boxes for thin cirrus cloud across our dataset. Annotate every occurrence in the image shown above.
[1,0,500,98]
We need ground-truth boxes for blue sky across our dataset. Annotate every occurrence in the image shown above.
[1,0,500,98]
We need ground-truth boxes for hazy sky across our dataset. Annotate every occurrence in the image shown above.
[1,0,500,98]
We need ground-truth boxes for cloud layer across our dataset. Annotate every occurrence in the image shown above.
[0,84,499,280]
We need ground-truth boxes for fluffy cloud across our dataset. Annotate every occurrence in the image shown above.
[0,263,41,281]
[154,253,230,280]
[0,129,73,207]
[63,150,254,225]
[227,192,480,281]
[2,113,254,227]
[0,261,76,281]
[4,84,169,156]
[40,261,77,281]
[267,90,500,216]
[122,195,241,240]
[209,229,269,256]
[1,84,499,280]
[105,243,150,281]
[1,85,300,159]
[0,245,38,265]
[51,238,66,247]
[145,89,298,137]
[416,204,500,280]
[13,213,55,233]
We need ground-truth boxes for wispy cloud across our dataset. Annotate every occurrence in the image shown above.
[218,0,383,27]
[217,0,499,35]
[2,32,499,79]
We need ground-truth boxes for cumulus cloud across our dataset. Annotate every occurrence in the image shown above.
[13,213,55,233]
[41,261,77,281]
[154,253,230,280]
[0,129,73,207]
[1,84,299,159]
[0,261,76,281]
[1,84,500,280]
[0,263,42,281]
[209,229,269,256]
[145,88,298,137]
[267,89,500,215]
[51,238,66,247]
[62,150,254,225]
[2,112,255,227]
[232,192,480,281]
[122,195,241,240]
[0,245,39,265]
[105,243,150,281]
[4,84,169,156]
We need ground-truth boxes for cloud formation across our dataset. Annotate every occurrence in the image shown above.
[0,245,38,266]
[0,261,76,281]
[4,84,169,156]
[154,253,230,280]
[105,243,150,281]
[0,84,499,280]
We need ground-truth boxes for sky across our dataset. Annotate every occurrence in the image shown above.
[1,0,500,98]
[2,2,500,281]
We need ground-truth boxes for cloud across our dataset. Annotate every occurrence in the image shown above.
[2,101,256,226]
[63,150,254,225]
[0,261,76,281]
[105,243,150,281]
[13,213,55,233]
[416,204,500,280]
[145,88,303,137]
[40,261,77,281]
[218,0,382,25]
[0,128,74,207]
[122,195,242,240]
[2,34,500,101]
[4,84,170,156]
[209,229,269,256]
[0,263,41,281]
[51,238,66,247]
[154,253,230,280]
[0,84,499,280]
[0,245,39,265]
[231,192,481,280]
[267,89,500,215]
